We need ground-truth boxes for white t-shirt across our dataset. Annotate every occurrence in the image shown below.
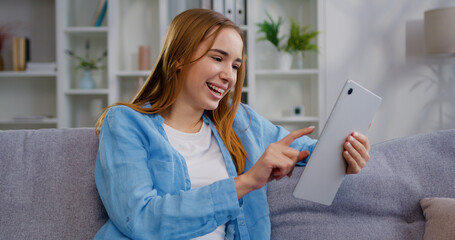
[163,122,229,240]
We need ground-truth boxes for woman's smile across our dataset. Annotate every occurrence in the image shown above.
[207,82,227,98]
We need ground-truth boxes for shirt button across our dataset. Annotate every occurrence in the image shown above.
[239,220,245,226]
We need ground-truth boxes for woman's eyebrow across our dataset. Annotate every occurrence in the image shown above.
[210,49,243,63]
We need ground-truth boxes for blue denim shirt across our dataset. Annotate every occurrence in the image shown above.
[94,104,317,240]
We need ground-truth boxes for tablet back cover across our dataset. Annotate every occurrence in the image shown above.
[293,80,382,205]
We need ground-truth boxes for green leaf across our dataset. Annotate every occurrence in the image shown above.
[256,11,283,51]
[285,17,319,55]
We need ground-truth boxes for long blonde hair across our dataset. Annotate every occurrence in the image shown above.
[95,9,248,174]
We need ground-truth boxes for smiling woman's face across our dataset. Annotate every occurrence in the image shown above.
[175,27,244,113]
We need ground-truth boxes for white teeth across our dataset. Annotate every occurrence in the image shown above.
[207,83,225,95]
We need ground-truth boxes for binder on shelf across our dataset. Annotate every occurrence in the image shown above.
[92,0,108,27]
[212,0,224,14]
[235,0,245,26]
[212,0,245,26]
[224,0,235,22]
[201,0,211,9]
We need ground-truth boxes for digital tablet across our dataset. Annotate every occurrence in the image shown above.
[293,80,382,206]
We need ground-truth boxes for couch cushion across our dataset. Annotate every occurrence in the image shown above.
[268,129,455,240]
[0,128,108,239]
[420,197,455,240]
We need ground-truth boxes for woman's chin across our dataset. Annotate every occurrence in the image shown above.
[203,100,222,111]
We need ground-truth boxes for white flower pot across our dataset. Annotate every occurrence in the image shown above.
[292,52,304,69]
[276,51,293,70]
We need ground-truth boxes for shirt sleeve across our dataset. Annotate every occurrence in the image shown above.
[95,106,240,239]
[237,104,317,166]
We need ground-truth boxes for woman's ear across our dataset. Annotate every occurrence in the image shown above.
[176,57,184,71]
[175,58,185,74]
[176,63,184,75]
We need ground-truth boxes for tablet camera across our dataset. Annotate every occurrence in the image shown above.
[348,88,353,95]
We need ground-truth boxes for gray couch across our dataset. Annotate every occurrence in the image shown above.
[1,128,454,239]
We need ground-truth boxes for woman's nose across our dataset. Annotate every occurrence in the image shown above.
[220,64,235,83]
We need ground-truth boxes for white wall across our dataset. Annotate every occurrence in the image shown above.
[324,0,455,144]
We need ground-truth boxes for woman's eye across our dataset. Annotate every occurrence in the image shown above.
[232,65,239,70]
[212,56,222,62]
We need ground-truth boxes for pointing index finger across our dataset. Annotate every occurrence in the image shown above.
[279,127,315,146]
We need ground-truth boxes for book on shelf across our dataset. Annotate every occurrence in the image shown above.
[92,0,108,27]
[12,37,30,71]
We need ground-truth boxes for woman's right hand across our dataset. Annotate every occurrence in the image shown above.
[234,127,314,199]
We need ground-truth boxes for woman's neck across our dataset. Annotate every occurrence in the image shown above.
[161,106,204,133]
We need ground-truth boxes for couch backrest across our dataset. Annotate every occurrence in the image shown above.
[2,128,455,239]
[268,129,455,240]
[0,128,107,240]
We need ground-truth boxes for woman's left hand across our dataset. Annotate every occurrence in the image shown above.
[343,132,370,174]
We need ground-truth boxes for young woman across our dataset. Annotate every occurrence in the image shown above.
[94,8,370,240]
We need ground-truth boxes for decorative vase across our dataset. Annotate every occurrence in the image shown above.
[276,51,293,70]
[78,69,96,89]
[138,45,151,71]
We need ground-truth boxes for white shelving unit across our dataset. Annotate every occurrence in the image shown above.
[247,0,325,137]
[0,0,57,130]
[56,0,110,128]
[1,0,324,132]
[0,71,58,130]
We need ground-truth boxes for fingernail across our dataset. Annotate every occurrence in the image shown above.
[308,126,315,129]
[347,142,352,148]
[348,136,354,142]
[353,132,359,137]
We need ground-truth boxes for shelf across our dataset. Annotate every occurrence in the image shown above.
[65,89,109,95]
[0,71,57,77]
[268,116,319,123]
[117,71,151,77]
[0,118,58,125]
[64,27,108,35]
[256,69,319,76]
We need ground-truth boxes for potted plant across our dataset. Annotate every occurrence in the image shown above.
[285,18,319,69]
[256,12,293,70]
[256,12,283,51]
[65,39,107,89]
